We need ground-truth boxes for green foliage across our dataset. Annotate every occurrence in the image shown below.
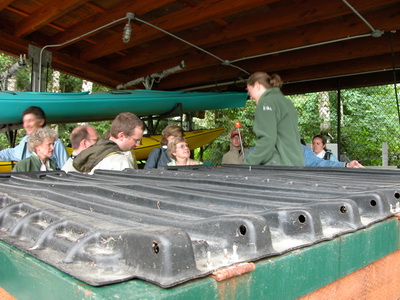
[195,99,256,165]
[289,93,323,143]
[88,121,112,139]
[0,53,14,71]
[59,73,82,93]
[340,86,400,165]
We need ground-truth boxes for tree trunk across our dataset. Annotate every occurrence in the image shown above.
[318,91,330,133]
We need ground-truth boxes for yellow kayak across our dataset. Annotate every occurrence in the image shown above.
[134,127,224,160]
[0,127,224,171]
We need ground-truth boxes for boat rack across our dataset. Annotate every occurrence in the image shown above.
[0,165,398,288]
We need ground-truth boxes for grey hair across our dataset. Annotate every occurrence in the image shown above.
[167,136,186,160]
[28,127,58,153]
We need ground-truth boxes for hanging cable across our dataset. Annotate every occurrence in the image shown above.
[341,0,383,37]
[230,34,371,64]
[230,2,383,65]
[132,15,250,75]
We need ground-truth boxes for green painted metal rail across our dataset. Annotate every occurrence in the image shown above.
[1,217,398,299]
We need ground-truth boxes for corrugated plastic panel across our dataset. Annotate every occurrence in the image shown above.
[0,165,397,288]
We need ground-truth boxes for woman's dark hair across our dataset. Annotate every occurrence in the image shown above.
[313,134,327,150]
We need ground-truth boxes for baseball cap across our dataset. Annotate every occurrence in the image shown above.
[231,130,241,138]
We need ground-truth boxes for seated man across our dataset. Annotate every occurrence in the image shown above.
[222,130,248,164]
[73,112,144,174]
[62,125,98,172]
[0,106,68,169]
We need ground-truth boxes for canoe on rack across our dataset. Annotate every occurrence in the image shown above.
[0,127,225,171]
[134,127,224,161]
[0,90,247,125]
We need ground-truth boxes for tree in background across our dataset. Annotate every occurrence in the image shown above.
[195,99,255,165]
[340,86,400,165]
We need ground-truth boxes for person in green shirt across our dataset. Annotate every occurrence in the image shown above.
[244,72,305,166]
[12,127,58,172]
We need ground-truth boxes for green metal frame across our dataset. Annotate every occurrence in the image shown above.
[1,218,399,300]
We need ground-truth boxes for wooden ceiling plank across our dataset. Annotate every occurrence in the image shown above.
[48,23,66,32]
[0,0,14,12]
[14,0,90,37]
[79,0,279,61]
[0,29,30,55]
[5,6,29,17]
[191,0,400,51]
[51,51,130,88]
[281,55,399,85]
[109,1,400,73]
[50,0,175,47]
[154,32,400,90]
[81,0,395,65]
[84,2,106,13]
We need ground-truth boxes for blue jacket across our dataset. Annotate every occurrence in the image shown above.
[144,146,172,169]
[303,145,345,167]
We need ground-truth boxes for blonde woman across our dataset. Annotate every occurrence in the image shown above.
[167,137,202,166]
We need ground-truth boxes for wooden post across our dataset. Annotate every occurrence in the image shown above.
[382,142,388,166]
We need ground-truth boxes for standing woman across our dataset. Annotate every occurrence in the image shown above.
[12,127,58,172]
[144,125,184,168]
[244,72,304,166]
[167,137,202,166]
[312,135,338,161]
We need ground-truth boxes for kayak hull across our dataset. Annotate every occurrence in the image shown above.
[0,90,247,124]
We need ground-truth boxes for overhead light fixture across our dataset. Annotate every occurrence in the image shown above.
[122,13,134,43]
[37,12,135,92]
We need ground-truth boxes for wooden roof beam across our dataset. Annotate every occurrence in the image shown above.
[0,0,14,12]
[79,0,279,61]
[113,5,400,85]
[109,0,399,72]
[50,0,175,47]
[154,33,400,90]
[14,0,90,37]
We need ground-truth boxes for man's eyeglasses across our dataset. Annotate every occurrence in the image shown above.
[127,135,141,144]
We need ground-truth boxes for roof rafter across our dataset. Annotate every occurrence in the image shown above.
[14,0,90,37]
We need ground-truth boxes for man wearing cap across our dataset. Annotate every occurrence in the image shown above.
[221,130,248,164]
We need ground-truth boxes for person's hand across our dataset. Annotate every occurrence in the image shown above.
[346,160,364,168]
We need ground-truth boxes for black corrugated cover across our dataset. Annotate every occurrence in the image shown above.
[0,165,398,288]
